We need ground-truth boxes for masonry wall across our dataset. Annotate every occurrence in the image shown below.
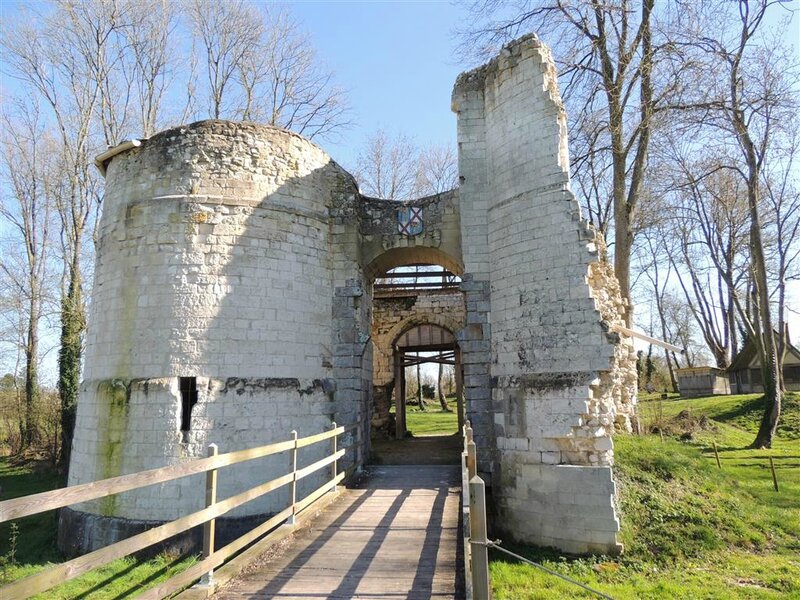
[64,121,359,553]
[453,36,636,554]
[359,191,463,278]
[448,86,495,474]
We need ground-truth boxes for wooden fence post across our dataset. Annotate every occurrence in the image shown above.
[469,476,490,600]
[199,443,218,586]
[769,457,779,492]
[288,430,298,525]
[331,422,338,492]
[713,442,722,469]
[467,440,477,481]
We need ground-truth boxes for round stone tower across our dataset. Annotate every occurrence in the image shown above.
[60,120,359,555]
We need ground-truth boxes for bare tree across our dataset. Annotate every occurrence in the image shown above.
[187,0,263,120]
[660,150,750,369]
[0,103,57,447]
[416,145,459,196]
[437,360,452,411]
[635,226,679,390]
[186,2,350,139]
[126,0,179,137]
[571,111,614,234]
[673,0,799,447]
[355,130,421,200]
[238,8,350,139]
[762,112,800,390]
[354,132,459,201]
[460,0,693,325]
[0,0,154,467]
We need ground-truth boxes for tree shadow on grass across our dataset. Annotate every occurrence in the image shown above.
[72,551,190,600]
[709,395,765,428]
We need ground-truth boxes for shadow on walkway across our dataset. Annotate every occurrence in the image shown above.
[370,434,461,466]
[214,465,463,600]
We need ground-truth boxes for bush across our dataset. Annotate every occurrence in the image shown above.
[0,384,61,464]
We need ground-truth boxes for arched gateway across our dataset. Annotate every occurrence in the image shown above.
[62,35,636,558]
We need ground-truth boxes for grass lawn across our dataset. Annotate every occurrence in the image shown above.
[490,392,800,599]
[0,458,197,598]
[404,404,459,436]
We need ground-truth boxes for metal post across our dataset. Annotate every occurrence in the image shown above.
[469,476,490,599]
[331,421,338,492]
[288,430,298,525]
[199,443,218,587]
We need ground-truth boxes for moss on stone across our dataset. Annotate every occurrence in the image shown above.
[97,379,130,516]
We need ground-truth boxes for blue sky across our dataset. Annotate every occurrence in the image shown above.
[287,1,467,168]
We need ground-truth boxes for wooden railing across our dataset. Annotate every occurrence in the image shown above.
[0,422,361,600]
[461,420,490,600]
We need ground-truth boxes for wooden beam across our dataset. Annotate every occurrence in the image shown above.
[138,473,344,600]
[610,324,684,353]
[0,425,351,522]
[295,449,345,481]
[1,470,295,600]
[401,357,456,367]
[295,426,344,449]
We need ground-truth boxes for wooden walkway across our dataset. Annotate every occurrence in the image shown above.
[213,465,463,600]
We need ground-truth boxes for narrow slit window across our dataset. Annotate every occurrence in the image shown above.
[180,377,198,436]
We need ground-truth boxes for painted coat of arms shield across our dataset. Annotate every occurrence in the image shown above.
[397,206,423,236]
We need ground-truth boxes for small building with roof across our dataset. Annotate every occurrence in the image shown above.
[676,366,731,397]
[728,334,800,394]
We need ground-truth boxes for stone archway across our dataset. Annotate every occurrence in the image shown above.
[366,246,466,440]
[389,323,464,440]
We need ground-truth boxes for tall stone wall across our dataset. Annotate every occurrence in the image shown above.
[64,121,360,554]
[452,35,636,554]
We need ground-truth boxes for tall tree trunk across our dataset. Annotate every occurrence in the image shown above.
[437,360,450,412]
[416,353,425,411]
[24,288,40,448]
[726,17,782,448]
[748,201,781,448]
[777,274,787,393]
[59,256,84,472]
[657,309,678,392]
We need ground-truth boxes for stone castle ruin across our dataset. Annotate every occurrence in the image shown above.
[62,35,637,557]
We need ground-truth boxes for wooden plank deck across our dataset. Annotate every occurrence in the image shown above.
[213,465,463,600]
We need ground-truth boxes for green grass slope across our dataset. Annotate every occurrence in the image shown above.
[491,393,800,599]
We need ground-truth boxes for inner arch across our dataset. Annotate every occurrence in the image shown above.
[365,247,464,281]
